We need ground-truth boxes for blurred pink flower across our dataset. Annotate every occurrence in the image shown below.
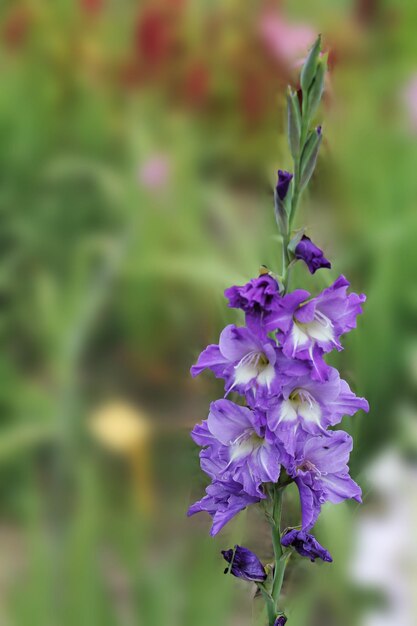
[138,155,170,191]
[403,74,417,133]
[258,11,315,65]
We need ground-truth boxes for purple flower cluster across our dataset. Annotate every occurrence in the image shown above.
[188,271,368,545]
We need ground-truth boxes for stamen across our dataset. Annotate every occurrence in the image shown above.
[234,350,269,373]
[314,309,333,329]
[296,460,321,476]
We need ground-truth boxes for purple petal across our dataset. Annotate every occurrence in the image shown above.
[218,325,261,362]
[304,431,353,474]
[321,472,362,504]
[295,478,322,530]
[191,344,228,377]
[207,400,253,446]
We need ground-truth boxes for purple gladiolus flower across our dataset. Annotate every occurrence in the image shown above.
[222,545,267,582]
[281,529,332,562]
[266,366,369,452]
[276,170,293,201]
[288,430,362,530]
[224,274,281,333]
[191,324,309,400]
[188,478,261,536]
[266,275,366,380]
[191,399,282,497]
[295,235,331,274]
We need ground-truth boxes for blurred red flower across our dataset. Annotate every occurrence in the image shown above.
[135,6,174,69]
[80,0,104,13]
[2,6,31,49]
[183,61,210,108]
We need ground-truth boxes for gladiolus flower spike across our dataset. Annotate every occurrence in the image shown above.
[188,36,368,625]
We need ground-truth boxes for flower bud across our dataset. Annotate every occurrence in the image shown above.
[300,35,322,93]
[300,127,322,189]
[274,616,288,626]
[274,170,293,234]
[306,53,327,119]
[276,170,293,201]
[287,87,301,159]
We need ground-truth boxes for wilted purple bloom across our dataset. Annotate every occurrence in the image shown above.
[222,545,267,582]
[191,324,308,400]
[266,276,366,380]
[274,616,287,626]
[288,430,362,530]
[224,274,281,333]
[191,399,282,497]
[276,170,294,201]
[266,366,369,452]
[188,478,261,536]
[281,529,332,562]
[295,235,331,274]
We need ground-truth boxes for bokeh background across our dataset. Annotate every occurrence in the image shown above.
[1,0,417,624]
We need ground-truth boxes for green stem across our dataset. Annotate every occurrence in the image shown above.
[264,485,289,625]
[258,584,277,625]
[283,103,309,285]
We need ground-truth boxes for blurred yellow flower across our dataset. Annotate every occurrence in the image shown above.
[89,401,152,454]
[89,401,154,515]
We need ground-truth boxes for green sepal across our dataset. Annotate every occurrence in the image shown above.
[287,228,306,255]
[306,53,327,119]
[300,35,322,94]
[263,564,275,592]
[300,128,322,189]
[274,175,293,235]
[274,186,289,236]
[287,87,301,159]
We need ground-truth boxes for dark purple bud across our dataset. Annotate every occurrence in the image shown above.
[294,235,331,274]
[281,530,333,563]
[276,170,293,201]
[222,545,267,582]
[316,125,322,136]
[274,617,288,626]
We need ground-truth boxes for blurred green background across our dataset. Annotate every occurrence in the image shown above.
[1,0,417,624]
